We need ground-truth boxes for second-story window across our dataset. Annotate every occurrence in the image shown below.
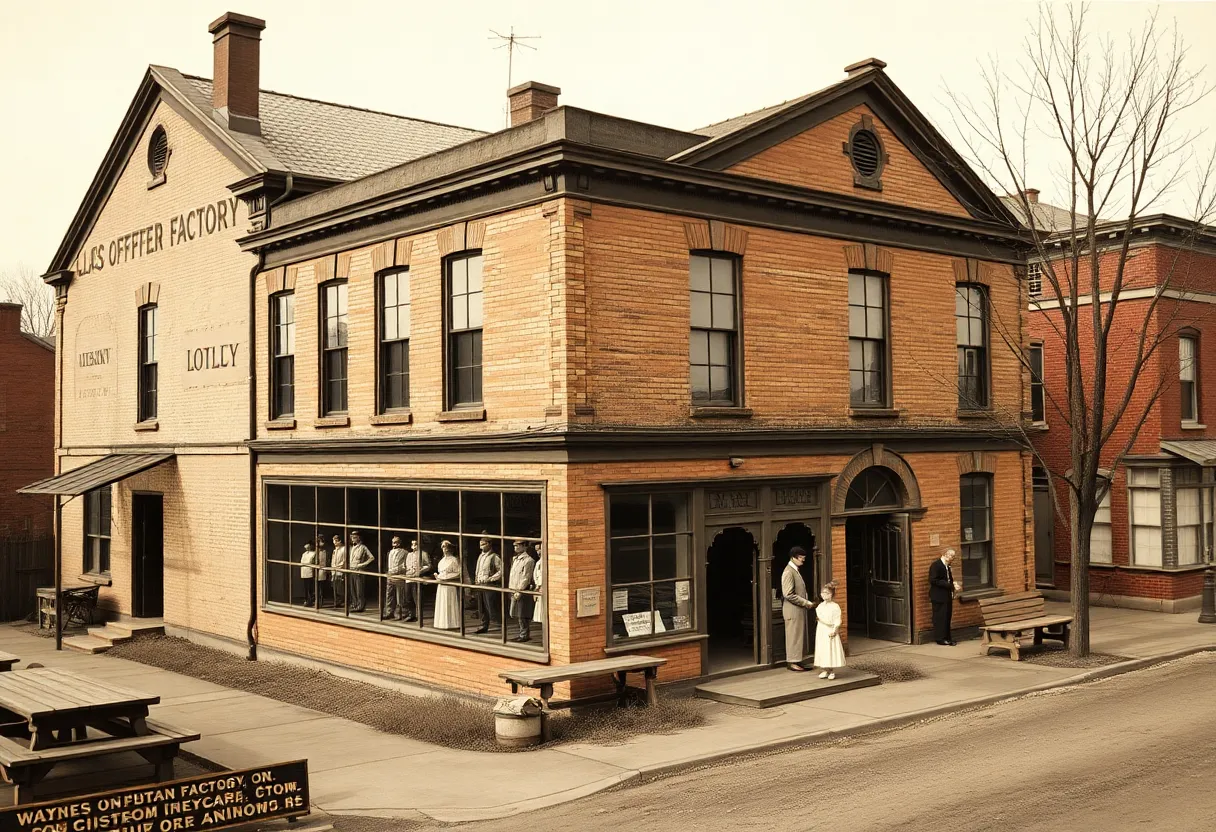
[1180,334,1199,424]
[1027,262,1043,298]
[271,292,295,418]
[956,284,989,409]
[322,281,349,415]
[138,304,158,421]
[689,254,739,406]
[848,271,887,407]
[380,269,411,411]
[1029,342,1045,423]
[446,253,483,409]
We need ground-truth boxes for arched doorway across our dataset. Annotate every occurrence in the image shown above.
[771,522,817,664]
[843,466,912,643]
[706,525,760,673]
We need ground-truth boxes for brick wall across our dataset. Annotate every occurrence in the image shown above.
[0,306,54,537]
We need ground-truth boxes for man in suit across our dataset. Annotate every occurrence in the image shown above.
[929,548,962,645]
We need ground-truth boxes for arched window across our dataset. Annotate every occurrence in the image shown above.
[844,466,902,511]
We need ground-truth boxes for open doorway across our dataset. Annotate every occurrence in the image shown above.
[132,493,164,618]
[771,523,817,665]
[706,525,759,673]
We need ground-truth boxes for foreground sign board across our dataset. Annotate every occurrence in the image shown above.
[0,761,308,832]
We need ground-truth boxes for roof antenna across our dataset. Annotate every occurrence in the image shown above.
[489,26,541,127]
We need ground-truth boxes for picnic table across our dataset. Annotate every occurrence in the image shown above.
[0,654,16,673]
[0,668,197,804]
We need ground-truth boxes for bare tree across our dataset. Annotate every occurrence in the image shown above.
[945,4,1216,655]
[1,264,55,339]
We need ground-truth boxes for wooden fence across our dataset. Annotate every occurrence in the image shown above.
[0,536,53,622]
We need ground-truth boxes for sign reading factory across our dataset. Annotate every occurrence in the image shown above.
[181,322,246,389]
[0,761,309,832]
[73,197,242,276]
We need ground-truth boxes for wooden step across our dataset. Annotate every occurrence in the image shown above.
[695,666,880,708]
[62,635,113,654]
[96,620,165,641]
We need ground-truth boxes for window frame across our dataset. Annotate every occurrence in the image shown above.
[959,473,994,590]
[1179,331,1199,425]
[847,269,891,409]
[1029,341,1046,424]
[1089,481,1113,564]
[1027,262,1043,298]
[956,284,990,410]
[319,279,349,416]
[688,251,743,407]
[137,303,158,422]
[1128,467,1163,567]
[270,291,296,419]
[84,486,112,575]
[443,251,485,410]
[377,267,412,413]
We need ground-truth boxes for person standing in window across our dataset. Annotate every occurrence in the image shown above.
[330,534,347,610]
[781,546,817,671]
[929,549,962,645]
[347,531,374,613]
[300,542,317,607]
[508,540,536,642]
[314,535,331,608]
[402,538,432,623]
[532,543,545,629]
[473,537,502,634]
[434,540,462,630]
[384,536,409,621]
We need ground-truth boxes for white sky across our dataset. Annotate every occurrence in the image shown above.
[2,0,1214,276]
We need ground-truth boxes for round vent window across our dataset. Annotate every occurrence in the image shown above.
[850,129,881,178]
[147,126,169,178]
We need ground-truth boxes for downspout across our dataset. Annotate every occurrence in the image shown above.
[246,175,293,661]
[53,291,66,651]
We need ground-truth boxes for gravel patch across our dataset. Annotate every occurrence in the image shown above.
[983,642,1127,668]
[848,658,927,683]
[106,635,706,752]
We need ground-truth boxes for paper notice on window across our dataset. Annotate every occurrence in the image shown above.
[672,615,691,631]
[652,612,667,633]
[612,589,630,612]
[622,611,653,637]
[675,580,690,602]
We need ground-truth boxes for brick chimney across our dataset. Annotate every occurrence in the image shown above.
[209,11,265,135]
[507,81,560,127]
[845,57,888,78]
[0,303,22,335]
[1021,188,1040,204]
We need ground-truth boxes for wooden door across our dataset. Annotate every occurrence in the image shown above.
[132,494,164,618]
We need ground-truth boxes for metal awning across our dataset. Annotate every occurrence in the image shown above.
[1161,440,1216,467]
[18,453,174,495]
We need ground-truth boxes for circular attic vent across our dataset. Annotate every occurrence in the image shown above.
[147,126,169,178]
[850,129,881,178]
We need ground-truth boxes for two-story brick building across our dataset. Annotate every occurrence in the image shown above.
[0,303,54,541]
[1018,190,1216,611]
[28,11,1035,694]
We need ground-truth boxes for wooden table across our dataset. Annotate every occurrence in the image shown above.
[0,667,159,750]
[0,654,17,673]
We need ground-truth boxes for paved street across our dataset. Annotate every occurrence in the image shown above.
[415,653,1216,832]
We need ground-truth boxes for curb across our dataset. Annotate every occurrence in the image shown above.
[633,644,1216,782]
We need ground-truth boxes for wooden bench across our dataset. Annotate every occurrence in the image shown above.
[498,656,667,742]
[0,718,199,804]
[0,654,17,673]
[978,590,1074,661]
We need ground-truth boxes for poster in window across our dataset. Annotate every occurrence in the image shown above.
[672,614,691,631]
[612,589,629,612]
[621,610,667,637]
[675,580,690,602]
[963,527,973,542]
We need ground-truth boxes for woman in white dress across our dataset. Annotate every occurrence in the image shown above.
[813,581,846,680]
[434,540,462,630]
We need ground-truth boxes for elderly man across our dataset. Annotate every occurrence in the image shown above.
[929,548,963,645]
[473,537,503,634]
[781,546,817,671]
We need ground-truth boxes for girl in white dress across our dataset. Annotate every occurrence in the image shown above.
[434,540,462,630]
[814,581,846,680]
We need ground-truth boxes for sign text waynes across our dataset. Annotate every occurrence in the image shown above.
[73,197,241,276]
[0,761,309,832]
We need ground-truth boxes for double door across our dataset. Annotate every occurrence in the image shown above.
[846,513,911,642]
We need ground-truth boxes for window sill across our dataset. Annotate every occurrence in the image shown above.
[437,408,486,423]
[603,632,707,655]
[690,406,753,419]
[265,418,296,431]
[957,587,1003,602]
[371,410,413,426]
[1181,422,1207,431]
[849,407,899,418]
[315,415,350,429]
[957,409,994,420]
[77,573,113,587]
[1028,420,1048,431]
[146,173,166,190]
[1089,562,1212,574]
[133,420,159,432]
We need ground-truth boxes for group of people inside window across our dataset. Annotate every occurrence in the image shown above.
[269,252,483,421]
[264,483,544,650]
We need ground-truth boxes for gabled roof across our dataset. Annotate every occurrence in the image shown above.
[671,64,1020,228]
[1000,195,1094,234]
[46,66,485,275]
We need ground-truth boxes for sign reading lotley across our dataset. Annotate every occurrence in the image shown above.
[181,322,246,389]
[0,761,309,832]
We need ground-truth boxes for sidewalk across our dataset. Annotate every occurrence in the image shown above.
[2,603,1212,823]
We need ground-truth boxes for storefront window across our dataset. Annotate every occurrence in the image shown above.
[264,482,545,653]
[608,492,694,640]
[1175,467,1205,566]
[1129,468,1162,566]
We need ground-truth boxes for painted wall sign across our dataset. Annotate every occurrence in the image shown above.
[73,314,117,402]
[181,322,246,389]
[0,760,309,832]
[73,196,242,276]
[775,486,819,508]
[706,489,758,513]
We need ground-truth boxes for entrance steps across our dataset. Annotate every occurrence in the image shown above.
[63,619,165,655]
[694,666,880,708]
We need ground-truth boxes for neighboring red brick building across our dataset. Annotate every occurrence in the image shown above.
[0,303,54,539]
[1019,191,1216,611]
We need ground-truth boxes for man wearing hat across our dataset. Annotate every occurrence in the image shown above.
[507,540,536,642]
[781,546,818,671]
